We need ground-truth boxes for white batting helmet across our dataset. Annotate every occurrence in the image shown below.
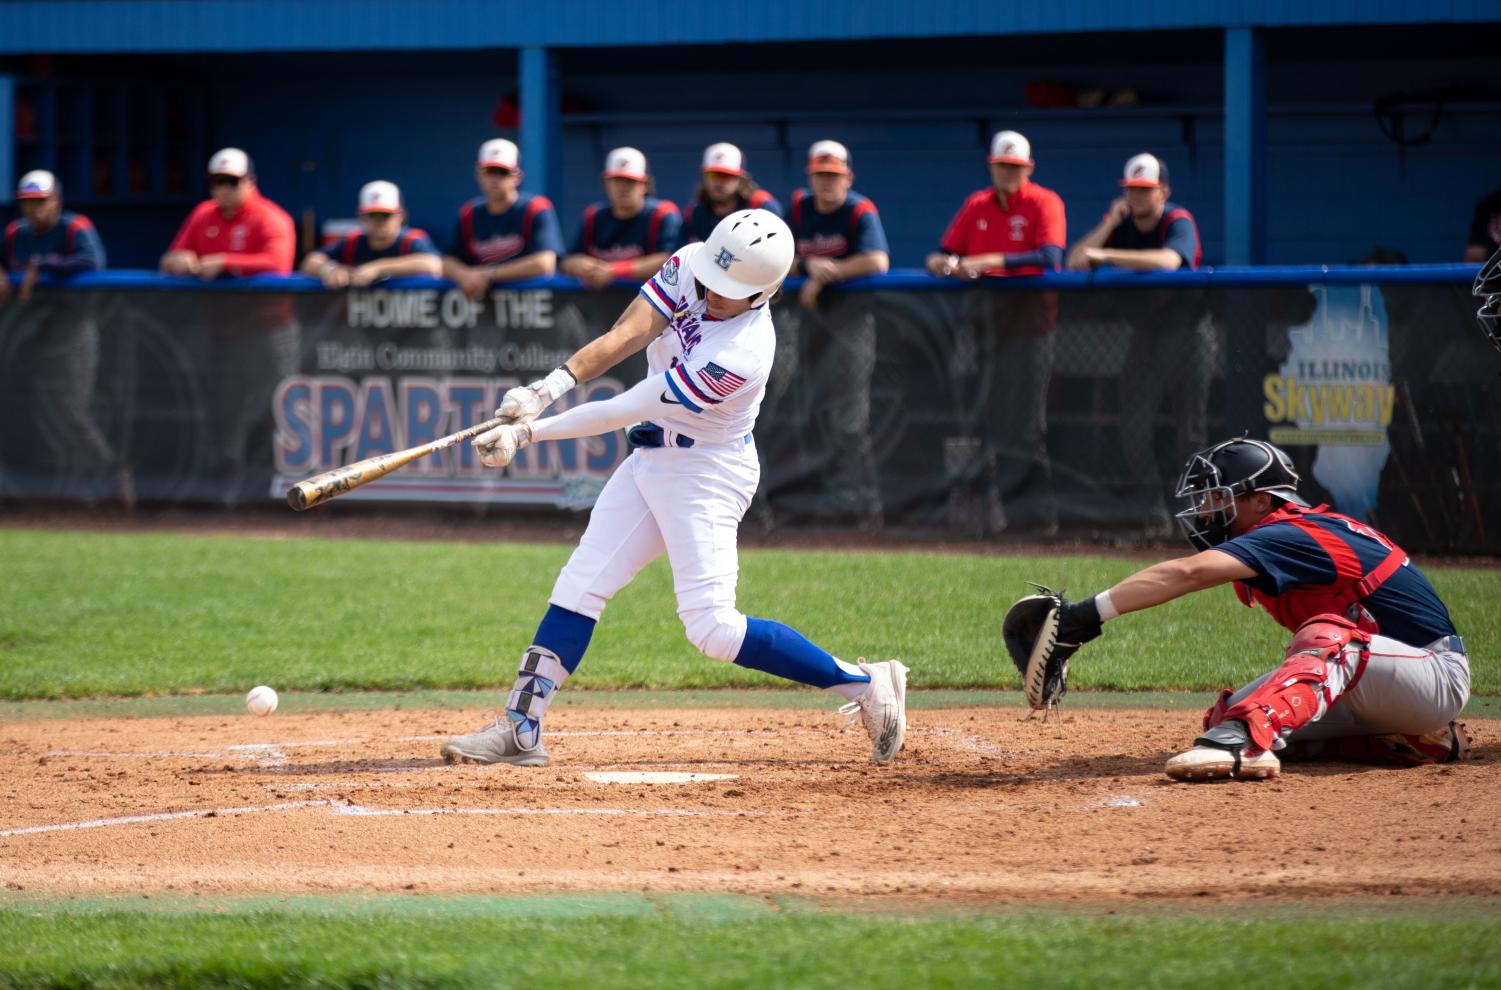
[689,210,793,301]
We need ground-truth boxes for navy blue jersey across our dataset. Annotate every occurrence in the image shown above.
[4,210,106,273]
[569,197,683,260]
[328,227,439,266]
[1218,510,1456,647]
[1104,201,1201,268]
[447,193,564,266]
[681,190,784,244]
[787,189,888,259]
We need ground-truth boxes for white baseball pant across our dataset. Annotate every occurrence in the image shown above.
[549,437,759,663]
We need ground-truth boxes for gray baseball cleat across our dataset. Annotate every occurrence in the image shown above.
[840,659,909,763]
[440,717,549,767]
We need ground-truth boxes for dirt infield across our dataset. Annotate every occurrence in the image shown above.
[3,703,1496,902]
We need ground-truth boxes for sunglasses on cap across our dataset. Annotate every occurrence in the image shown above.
[480,166,518,178]
[209,175,243,188]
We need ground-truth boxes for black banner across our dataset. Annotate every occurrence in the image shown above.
[1,277,1496,552]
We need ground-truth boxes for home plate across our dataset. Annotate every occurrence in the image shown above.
[582,771,739,785]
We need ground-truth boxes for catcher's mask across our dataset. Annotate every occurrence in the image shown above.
[1174,437,1303,550]
[1474,245,1501,355]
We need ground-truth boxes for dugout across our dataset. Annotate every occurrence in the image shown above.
[1,3,1498,269]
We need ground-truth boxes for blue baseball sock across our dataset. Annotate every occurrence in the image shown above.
[506,605,597,746]
[734,617,870,700]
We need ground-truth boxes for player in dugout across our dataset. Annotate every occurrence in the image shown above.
[442,138,564,300]
[561,147,682,291]
[301,180,441,288]
[682,142,783,244]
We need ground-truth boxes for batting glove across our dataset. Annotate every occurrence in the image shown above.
[473,421,535,469]
[496,366,577,425]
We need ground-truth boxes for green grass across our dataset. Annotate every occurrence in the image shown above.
[1,896,1498,989]
[1,528,1495,699]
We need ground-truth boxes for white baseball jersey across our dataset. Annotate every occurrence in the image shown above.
[637,243,774,444]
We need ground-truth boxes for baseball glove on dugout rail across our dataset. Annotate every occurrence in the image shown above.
[1002,584,1104,711]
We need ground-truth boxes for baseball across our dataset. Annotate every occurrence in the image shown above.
[245,685,278,716]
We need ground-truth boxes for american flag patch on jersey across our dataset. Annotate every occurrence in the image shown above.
[697,362,746,397]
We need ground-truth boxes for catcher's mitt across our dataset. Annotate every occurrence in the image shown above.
[1002,584,1103,710]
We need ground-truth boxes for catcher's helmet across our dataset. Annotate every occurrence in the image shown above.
[1174,437,1303,550]
[1473,245,1501,355]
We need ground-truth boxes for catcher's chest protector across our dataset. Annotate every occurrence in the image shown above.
[1232,504,1407,634]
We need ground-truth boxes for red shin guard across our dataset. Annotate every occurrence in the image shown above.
[1211,614,1370,753]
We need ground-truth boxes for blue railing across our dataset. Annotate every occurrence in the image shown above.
[3,263,1482,293]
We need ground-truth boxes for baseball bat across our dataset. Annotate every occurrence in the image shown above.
[286,415,508,511]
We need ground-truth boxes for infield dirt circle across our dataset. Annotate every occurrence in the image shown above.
[3,702,1497,901]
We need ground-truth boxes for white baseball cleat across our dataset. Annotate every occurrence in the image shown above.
[1165,744,1280,782]
[840,660,908,763]
[440,717,549,767]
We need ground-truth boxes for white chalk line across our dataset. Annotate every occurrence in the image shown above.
[1,798,766,836]
[582,771,738,785]
[400,730,763,742]
[0,801,330,836]
[334,804,763,819]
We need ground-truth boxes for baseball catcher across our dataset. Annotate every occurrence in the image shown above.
[1003,436,1471,782]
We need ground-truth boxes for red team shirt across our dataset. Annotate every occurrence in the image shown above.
[939,181,1066,276]
[168,190,296,275]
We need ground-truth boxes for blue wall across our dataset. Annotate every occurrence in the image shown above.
[8,31,1499,269]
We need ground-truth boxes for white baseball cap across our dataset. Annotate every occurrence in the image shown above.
[988,131,1032,166]
[477,138,520,171]
[358,180,402,214]
[16,169,57,200]
[701,142,746,177]
[207,147,252,178]
[1121,152,1168,187]
[807,139,851,174]
[602,146,648,181]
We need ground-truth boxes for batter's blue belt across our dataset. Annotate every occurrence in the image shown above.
[627,421,751,449]
[1429,634,1465,654]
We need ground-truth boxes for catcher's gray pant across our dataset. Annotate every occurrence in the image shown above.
[1226,633,1470,743]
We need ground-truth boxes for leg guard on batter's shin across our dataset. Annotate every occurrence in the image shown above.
[1221,613,1370,753]
[505,646,570,748]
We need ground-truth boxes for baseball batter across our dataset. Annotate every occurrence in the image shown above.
[1008,437,1470,781]
[440,210,908,767]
